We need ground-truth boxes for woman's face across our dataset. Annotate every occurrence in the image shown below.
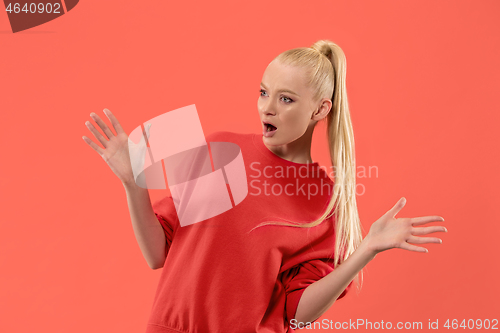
[258,60,327,146]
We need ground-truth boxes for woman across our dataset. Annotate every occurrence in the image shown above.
[82,40,447,332]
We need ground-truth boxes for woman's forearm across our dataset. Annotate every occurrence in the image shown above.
[294,236,377,324]
[123,179,167,269]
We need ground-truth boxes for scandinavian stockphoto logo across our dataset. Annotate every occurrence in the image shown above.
[128,104,249,228]
[3,1,79,33]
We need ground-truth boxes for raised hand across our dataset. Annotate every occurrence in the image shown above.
[82,109,151,186]
[365,197,447,255]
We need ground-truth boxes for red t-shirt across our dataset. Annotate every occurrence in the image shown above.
[146,131,352,333]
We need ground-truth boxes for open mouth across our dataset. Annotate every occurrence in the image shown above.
[264,122,277,132]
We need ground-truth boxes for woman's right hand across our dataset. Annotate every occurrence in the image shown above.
[82,109,151,186]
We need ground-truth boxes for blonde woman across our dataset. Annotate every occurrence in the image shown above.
[83,40,447,332]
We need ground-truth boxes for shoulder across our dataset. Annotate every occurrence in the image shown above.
[315,165,334,183]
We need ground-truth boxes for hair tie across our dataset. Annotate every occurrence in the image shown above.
[311,46,328,59]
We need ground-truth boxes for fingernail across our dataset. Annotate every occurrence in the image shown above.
[444,227,448,232]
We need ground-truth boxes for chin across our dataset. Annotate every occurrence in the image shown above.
[263,135,281,145]
[266,136,295,147]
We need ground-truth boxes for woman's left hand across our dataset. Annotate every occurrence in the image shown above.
[365,197,447,255]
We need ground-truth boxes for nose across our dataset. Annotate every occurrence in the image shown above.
[264,109,276,117]
[259,99,276,117]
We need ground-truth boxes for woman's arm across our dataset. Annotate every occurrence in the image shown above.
[82,109,167,270]
[294,197,447,324]
[294,236,376,324]
[123,179,167,270]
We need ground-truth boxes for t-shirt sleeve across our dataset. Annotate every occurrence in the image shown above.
[151,194,179,256]
[281,258,353,324]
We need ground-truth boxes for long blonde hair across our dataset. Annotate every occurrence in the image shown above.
[250,40,364,290]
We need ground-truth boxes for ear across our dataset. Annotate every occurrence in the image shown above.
[311,98,332,121]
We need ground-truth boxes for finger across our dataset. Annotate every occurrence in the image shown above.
[410,216,446,226]
[90,112,115,139]
[85,120,109,148]
[82,136,104,156]
[399,242,428,253]
[387,197,406,218]
[103,108,126,135]
[406,235,442,245]
[411,226,448,236]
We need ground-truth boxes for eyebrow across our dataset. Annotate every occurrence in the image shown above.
[260,82,300,97]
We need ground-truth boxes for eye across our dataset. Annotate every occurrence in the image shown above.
[259,89,293,103]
